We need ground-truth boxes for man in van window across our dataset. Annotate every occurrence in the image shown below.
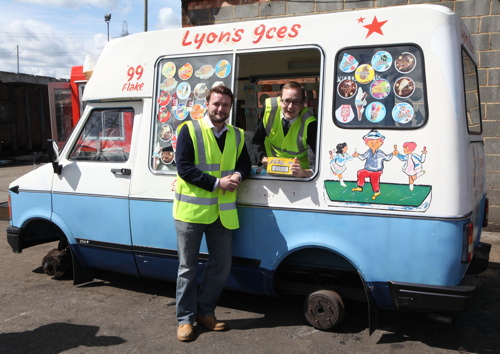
[173,85,251,342]
[251,81,317,177]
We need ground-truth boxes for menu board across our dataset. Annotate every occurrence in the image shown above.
[152,54,233,171]
[334,45,426,129]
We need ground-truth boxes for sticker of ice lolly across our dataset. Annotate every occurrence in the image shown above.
[364,102,386,123]
[335,104,355,123]
[354,88,368,121]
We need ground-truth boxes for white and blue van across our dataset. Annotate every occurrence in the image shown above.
[7,4,490,332]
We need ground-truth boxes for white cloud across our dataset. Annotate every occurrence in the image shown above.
[0,18,105,79]
[156,7,181,30]
[0,1,181,79]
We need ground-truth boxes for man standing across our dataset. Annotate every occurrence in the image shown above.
[173,85,251,342]
[252,81,317,178]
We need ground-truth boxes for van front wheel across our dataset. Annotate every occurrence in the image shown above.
[303,289,345,330]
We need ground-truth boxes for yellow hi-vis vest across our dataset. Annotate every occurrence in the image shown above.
[173,119,245,230]
[263,97,316,169]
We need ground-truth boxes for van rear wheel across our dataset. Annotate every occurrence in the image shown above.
[303,289,345,330]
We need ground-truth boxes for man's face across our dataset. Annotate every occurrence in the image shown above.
[280,88,305,120]
[207,92,232,125]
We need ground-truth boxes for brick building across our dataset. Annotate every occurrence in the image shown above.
[181,0,500,231]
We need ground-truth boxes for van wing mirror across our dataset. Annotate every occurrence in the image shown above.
[46,139,62,175]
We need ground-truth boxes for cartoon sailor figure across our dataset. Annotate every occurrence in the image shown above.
[352,130,395,200]
[394,142,427,191]
[329,142,353,187]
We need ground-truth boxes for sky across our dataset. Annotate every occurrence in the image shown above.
[0,0,182,79]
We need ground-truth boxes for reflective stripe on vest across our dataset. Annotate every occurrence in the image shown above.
[263,97,315,168]
[173,119,244,229]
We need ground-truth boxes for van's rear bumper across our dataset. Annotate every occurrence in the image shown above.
[7,226,22,253]
[388,242,490,312]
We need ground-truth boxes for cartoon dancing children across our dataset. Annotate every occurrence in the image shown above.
[394,142,427,191]
[329,142,353,187]
[352,130,395,200]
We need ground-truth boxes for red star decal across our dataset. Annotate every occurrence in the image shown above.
[357,17,365,24]
[363,16,388,38]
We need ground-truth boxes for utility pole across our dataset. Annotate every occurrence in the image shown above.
[105,14,112,41]
[16,45,19,73]
[144,0,148,32]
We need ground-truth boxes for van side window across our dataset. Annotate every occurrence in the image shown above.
[68,108,134,162]
[333,45,426,129]
[462,48,482,134]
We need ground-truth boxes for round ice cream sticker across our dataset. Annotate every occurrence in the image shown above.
[395,52,416,73]
[365,102,386,123]
[339,53,359,73]
[174,103,188,120]
[337,79,357,99]
[355,64,375,84]
[370,79,390,99]
[162,62,176,79]
[394,77,415,98]
[392,102,414,124]
[371,51,392,72]
[176,82,191,100]
[215,60,231,78]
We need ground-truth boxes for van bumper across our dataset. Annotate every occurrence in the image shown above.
[388,241,490,312]
[7,226,21,253]
[387,278,477,312]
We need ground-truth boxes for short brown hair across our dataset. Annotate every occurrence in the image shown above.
[206,85,234,106]
[280,81,305,102]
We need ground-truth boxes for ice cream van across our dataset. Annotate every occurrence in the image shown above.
[6,4,490,332]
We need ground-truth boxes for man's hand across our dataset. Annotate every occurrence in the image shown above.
[291,157,312,178]
[218,174,241,193]
[261,156,268,167]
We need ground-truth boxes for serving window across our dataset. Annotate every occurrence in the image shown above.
[333,45,426,129]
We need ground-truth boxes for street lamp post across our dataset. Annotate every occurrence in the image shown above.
[104,14,112,41]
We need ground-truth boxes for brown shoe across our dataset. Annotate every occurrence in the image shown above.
[177,324,194,341]
[196,315,226,331]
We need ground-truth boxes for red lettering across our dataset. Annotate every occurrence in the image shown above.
[194,32,206,50]
[233,28,244,43]
[277,26,287,39]
[219,31,231,43]
[253,24,266,44]
[207,32,217,44]
[122,82,144,92]
[181,30,192,46]
[288,24,301,38]
[266,27,276,39]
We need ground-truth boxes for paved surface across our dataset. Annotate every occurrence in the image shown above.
[1,163,499,353]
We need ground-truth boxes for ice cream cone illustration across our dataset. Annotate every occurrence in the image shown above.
[354,88,367,121]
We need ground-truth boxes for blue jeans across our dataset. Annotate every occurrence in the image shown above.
[175,218,232,325]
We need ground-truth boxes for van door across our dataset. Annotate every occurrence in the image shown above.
[51,104,139,276]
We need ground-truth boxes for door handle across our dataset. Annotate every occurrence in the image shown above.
[111,168,131,175]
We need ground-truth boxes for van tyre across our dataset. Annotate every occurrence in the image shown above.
[304,289,345,330]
